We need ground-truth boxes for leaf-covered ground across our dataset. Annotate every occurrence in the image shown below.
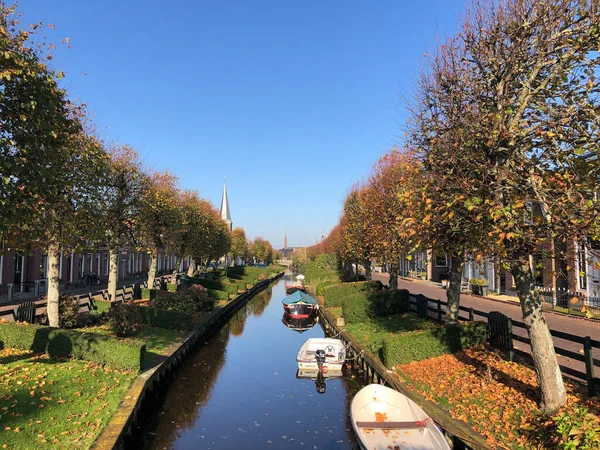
[0,348,135,449]
[395,347,600,449]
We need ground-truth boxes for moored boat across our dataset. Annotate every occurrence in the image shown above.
[296,337,346,371]
[285,282,306,295]
[281,290,318,319]
[351,384,451,450]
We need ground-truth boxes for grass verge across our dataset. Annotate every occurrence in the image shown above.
[0,348,135,449]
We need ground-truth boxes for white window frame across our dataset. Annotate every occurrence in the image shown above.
[434,253,448,268]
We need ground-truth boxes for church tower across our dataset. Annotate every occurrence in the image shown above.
[220,181,232,231]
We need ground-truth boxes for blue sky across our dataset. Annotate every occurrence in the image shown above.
[19,0,463,248]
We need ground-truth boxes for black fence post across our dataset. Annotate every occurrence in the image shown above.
[437,299,442,323]
[584,336,596,397]
[469,307,474,322]
[507,318,514,362]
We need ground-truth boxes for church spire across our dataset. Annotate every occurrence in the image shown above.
[220,179,232,230]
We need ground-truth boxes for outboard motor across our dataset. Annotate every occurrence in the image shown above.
[315,349,326,372]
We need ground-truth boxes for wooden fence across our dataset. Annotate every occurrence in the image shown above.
[409,293,599,396]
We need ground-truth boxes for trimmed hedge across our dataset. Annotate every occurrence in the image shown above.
[342,292,371,324]
[207,289,230,301]
[0,322,145,371]
[92,299,112,314]
[316,281,336,296]
[382,321,488,366]
[135,306,194,330]
[323,281,384,308]
[192,278,239,295]
[166,283,178,292]
[371,289,410,317]
[141,288,158,300]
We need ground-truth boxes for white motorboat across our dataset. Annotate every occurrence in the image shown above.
[351,384,451,450]
[296,338,346,371]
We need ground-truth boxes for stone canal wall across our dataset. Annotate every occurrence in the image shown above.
[93,272,284,450]
[318,307,493,450]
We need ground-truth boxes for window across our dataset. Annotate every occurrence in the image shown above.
[435,253,448,268]
[578,249,587,290]
[87,254,92,274]
[40,255,47,279]
[104,254,109,275]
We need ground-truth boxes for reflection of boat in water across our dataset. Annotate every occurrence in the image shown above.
[296,338,346,371]
[281,314,318,333]
[296,367,344,395]
[296,367,343,379]
[351,384,451,450]
[281,291,318,319]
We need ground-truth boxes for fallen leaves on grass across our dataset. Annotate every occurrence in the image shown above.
[396,347,599,449]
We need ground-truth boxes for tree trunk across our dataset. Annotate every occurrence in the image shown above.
[172,256,181,284]
[147,250,158,289]
[47,242,61,327]
[107,248,119,302]
[389,261,399,290]
[187,258,196,277]
[511,259,567,412]
[363,259,372,280]
[446,256,463,325]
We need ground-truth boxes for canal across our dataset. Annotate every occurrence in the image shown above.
[143,275,366,449]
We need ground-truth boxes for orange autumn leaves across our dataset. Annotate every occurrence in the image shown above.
[395,347,599,449]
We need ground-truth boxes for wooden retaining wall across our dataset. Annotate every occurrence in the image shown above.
[92,272,284,450]
[318,307,494,450]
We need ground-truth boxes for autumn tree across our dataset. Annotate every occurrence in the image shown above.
[251,237,273,264]
[139,171,182,289]
[341,186,373,281]
[0,5,110,326]
[184,197,220,276]
[412,0,600,411]
[363,149,422,289]
[230,228,249,265]
[409,36,495,323]
[102,145,148,302]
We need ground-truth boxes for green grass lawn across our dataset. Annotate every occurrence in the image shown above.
[80,324,186,368]
[0,348,135,450]
[327,307,439,357]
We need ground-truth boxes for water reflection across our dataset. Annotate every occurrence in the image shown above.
[143,277,366,449]
[246,287,272,318]
[281,314,318,333]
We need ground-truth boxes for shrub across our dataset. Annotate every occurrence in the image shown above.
[549,407,600,449]
[191,278,239,295]
[342,292,371,324]
[323,281,383,308]
[316,281,336,296]
[154,291,196,314]
[0,321,145,371]
[185,284,214,312]
[167,283,178,292]
[207,289,230,301]
[371,289,410,316]
[59,295,81,329]
[108,303,141,337]
[469,277,488,286]
[135,306,193,330]
[382,321,487,366]
[141,288,158,300]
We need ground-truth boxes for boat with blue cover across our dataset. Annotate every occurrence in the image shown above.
[281,290,319,319]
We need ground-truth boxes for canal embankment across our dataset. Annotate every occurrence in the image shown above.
[92,271,284,450]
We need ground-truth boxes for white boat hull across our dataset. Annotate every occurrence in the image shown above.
[296,338,346,371]
[351,384,451,450]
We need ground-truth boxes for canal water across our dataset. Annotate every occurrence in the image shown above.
[143,275,366,449]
